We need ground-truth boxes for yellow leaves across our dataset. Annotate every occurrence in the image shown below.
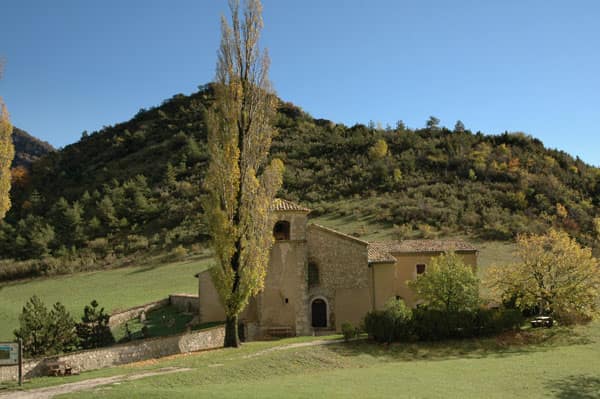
[11,166,30,189]
[0,98,15,220]
[486,229,600,319]
[556,203,568,219]
[204,0,282,321]
[368,139,388,160]
[593,218,600,239]
[508,157,520,173]
[393,168,402,184]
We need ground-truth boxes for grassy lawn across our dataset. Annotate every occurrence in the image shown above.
[9,321,594,398]
[0,255,212,340]
[111,305,194,342]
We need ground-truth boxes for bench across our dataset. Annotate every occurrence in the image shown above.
[267,326,293,338]
[47,361,72,377]
[530,316,553,328]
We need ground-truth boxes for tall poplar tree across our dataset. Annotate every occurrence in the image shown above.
[0,62,15,220]
[203,0,283,347]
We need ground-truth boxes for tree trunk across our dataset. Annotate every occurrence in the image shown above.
[224,314,240,348]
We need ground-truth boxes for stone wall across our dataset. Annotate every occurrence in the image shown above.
[108,298,169,328]
[169,294,199,314]
[306,223,371,332]
[0,326,224,383]
[307,224,370,289]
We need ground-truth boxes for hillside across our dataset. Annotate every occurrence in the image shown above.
[11,126,55,168]
[1,84,599,274]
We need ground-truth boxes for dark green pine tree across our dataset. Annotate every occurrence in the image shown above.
[76,300,115,349]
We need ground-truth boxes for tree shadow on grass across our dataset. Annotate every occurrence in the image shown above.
[546,375,600,399]
[327,327,593,363]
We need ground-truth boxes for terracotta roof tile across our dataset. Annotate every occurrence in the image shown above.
[368,239,476,264]
[370,239,477,254]
[367,243,397,263]
[270,198,311,213]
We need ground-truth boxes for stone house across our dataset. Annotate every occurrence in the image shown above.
[196,199,477,340]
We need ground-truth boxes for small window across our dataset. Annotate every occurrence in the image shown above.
[308,262,319,287]
[416,264,426,275]
[273,220,290,240]
[395,295,402,301]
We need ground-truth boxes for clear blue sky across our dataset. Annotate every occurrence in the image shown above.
[1,1,599,165]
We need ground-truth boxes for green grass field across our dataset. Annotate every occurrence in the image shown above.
[3,322,595,398]
[0,256,212,340]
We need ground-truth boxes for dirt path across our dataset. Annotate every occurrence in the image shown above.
[1,338,346,398]
[0,367,192,399]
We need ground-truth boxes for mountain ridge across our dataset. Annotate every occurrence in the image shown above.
[1,84,598,268]
[11,126,55,168]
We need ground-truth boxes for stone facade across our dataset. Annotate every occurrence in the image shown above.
[196,199,478,339]
[306,224,372,331]
[0,326,224,383]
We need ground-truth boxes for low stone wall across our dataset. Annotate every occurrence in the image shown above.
[169,294,199,314]
[108,298,169,328]
[0,326,224,383]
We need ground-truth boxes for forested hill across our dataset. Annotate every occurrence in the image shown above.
[12,127,55,168]
[2,84,599,265]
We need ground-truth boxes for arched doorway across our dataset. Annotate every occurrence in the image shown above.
[311,298,327,328]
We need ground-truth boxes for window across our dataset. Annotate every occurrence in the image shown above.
[273,220,290,240]
[308,262,319,287]
[395,295,402,301]
[416,264,426,275]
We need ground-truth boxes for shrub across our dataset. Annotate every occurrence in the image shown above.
[341,322,358,342]
[364,299,413,343]
[365,304,524,343]
[170,245,187,261]
[412,307,524,341]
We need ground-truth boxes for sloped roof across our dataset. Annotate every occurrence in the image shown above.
[367,243,397,264]
[370,239,477,255]
[270,198,311,213]
[308,223,369,246]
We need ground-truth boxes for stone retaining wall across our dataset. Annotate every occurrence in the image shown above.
[108,298,170,327]
[169,294,199,314]
[0,326,224,382]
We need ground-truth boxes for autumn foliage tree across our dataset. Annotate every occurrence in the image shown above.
[487,229,600,322]
[203,0,283,347]
[0,62,15,220]
[408,252,480,312]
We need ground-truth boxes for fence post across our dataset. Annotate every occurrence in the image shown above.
[18,338,23,386]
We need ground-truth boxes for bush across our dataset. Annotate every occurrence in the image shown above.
[365,304,524,343]
[341,322,359,342]
[170,245,188,261]
[364,299,413,343]
[412,307,524,341]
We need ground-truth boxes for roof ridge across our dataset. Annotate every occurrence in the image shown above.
[270,198,311,212]
[307,223,369,246]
